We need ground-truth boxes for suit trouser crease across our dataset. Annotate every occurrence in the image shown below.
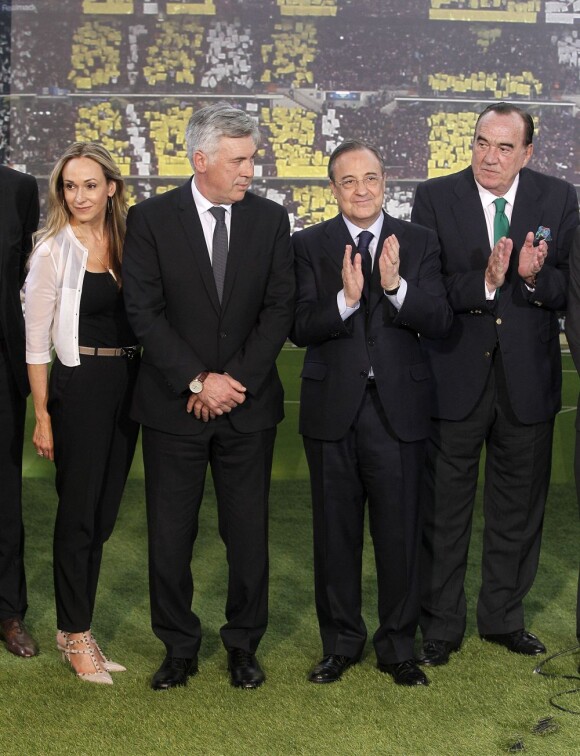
[420,350,553,642]
[142,420,275,658]
[304,385,424,665]
[0,341,27,620]
[50,356,139,632]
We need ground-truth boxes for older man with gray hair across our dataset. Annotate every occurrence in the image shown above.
[123,102,295,691]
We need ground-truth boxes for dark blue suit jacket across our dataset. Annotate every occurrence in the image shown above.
[412,166,579,424]
[0,165,39,398]
[122,181,295,435]
[291,211,452,442]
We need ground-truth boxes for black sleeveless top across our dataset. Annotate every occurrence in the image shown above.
[78,272,136,348]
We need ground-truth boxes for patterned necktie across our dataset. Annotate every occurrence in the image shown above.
[357,230,373,295]
[209,206,228,303]
[493,197,509,243]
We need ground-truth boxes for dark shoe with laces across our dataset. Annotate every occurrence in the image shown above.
[308,654,357,684]
[480,629,546,656]
[227,648,265,689]
[416,639,460,667]
[151,655,198,690]
[378,659,429,686]
[0,618,39,658]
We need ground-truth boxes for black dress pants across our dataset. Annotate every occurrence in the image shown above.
[0,338,27,621]
[421,350,554,643]
[142,419,276,658]
[573,409,580,642]
[304,384,425,665]
[49,355,139,632]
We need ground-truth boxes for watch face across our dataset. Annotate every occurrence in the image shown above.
[189,379,203,394]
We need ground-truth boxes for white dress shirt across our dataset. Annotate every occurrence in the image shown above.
[338,213,407,320]
[476,176,519,299]
[191,176,232,261]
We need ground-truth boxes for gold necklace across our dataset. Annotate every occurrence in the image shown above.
[74,225,117,281]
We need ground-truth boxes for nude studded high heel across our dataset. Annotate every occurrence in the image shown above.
[57,630,126,673]
[57,631,113,685]
[90,634,126,673]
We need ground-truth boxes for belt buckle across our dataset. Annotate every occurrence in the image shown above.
[121,347,137,360]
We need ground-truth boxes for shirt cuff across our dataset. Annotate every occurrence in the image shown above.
[337,290,360,320]
[384,278,407,309]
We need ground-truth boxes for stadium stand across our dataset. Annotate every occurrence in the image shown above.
[1,1,577,218]
[69,21,123,90]
[261,20,317,87]
[430,0,541,24]
[546,1,580,24]
[277,0,338,17]
[201,21,255,90]
[142,20,204,88]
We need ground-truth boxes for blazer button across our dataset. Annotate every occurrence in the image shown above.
[360,370,369,379]
[484,351,491,358]
[495,317,502,325]
[219,331,227,338]
[367,338,375,346]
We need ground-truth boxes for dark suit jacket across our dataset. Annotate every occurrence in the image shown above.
[0,165,39,398]
[291,211,452,443]
[122,180,295,435]
[566,228,580,431]
[412,166,579,424]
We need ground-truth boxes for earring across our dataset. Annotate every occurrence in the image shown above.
[107,196,113,214]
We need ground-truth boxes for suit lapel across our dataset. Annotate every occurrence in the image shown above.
[509,169,542,248]
[222,196,252,312]
[451,169,491,269]
[323,214,356,270]
[496,169,543,313]
[176,180,221,313]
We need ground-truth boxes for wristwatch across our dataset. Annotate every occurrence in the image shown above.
[189,371,209,394]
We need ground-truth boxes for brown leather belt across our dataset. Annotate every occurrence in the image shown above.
[79,346,140,359]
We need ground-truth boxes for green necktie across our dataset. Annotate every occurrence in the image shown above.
[493,197,509,243]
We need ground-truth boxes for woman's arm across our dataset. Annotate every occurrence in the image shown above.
[27,361,53,461]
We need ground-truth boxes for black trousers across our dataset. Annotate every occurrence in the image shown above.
[0,338,27,621]
[304,384,425,665]
[573,408,580,642]
[49,355,139,632]
[421,351,554,643]
[142,419,276,658]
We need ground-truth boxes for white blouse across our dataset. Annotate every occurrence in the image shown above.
[25,224,88,367]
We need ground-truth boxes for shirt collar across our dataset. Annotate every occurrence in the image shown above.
[191,176,232,216]
[475,173,519,210]
[342,212,384,246]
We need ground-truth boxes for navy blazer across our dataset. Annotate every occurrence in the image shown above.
[291,211,452,442]
[122,181,295,435]
[0,165,39,397]
[412,166,579,424]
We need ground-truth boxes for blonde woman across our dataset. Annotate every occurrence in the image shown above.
[25,142,140,684]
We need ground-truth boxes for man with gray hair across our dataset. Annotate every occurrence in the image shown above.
[123,102,295,691]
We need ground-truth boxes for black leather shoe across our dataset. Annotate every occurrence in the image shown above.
[480,629,546,656]
[416,639,460,667]
[227,648,265,689]
[151,655,198,690]
[308,654,357,684]
[378,659,430,686]
[0,618,39,658]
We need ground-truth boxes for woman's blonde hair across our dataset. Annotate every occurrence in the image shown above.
[34,142,128,284]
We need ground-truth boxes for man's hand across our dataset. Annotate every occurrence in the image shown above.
[518,231,548,286]
[186,372,246,418]
[378,234,400,291]
[342,244,364,308]
[485,236,513,291]
[188,397,216,422]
